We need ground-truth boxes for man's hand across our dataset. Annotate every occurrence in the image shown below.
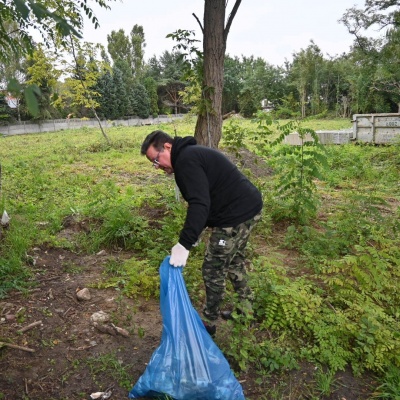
[170,243,189,267]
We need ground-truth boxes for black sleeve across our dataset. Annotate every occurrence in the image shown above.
[175,158,210,250]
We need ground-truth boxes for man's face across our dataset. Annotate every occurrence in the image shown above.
[146,143,174,175]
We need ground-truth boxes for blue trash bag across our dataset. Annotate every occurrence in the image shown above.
[129,256,245,400]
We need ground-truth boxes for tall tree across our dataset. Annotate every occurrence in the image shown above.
[95,70,114,118]
[372,27,400,111]
[0,0,114,115]
[159,51,185,80]
[158,80,187,115]
[113,59,136,115]
[25,45,62,119]
[0,0,112,62]
[107,29,132,66]
[222,55,243,113]
[145,55,162,81]
[143,77,159,116]
[131,83,150,118]
[289,41,325,117]
[341,1,400,112]
[55,39,111,143]
[106,25,146,81]
[239,56,288,114]
[130,24,146,81]
[193,0,242,147]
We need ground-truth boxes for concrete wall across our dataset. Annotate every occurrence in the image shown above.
[0,115,185,136]
[352,113,400,144]
[284,130,352,145]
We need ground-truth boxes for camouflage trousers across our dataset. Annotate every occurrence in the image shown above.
[202,212,262,321]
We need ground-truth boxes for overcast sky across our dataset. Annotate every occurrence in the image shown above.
[82,0,367,66]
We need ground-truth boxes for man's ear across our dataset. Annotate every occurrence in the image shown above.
[164,142,172,152]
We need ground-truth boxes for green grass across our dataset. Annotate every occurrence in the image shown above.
[1,117,399,397]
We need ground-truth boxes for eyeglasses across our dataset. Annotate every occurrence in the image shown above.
[152,151,161,168]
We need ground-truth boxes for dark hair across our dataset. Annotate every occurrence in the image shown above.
[140,130,174,155]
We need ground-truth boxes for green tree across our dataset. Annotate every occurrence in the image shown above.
[143,77,159,116]
[25,45,62,119]
[340,0,400,112]
[107,28,132,67]
[130,24,146,81]
[158,80,187,115]
[373,28,400,111]
[95,70,114,118]
[192,0,243,147]
[240,56,288,114]
[113,59,135,116]
[55,41,105,115]
[159,51,185,80]
[55,39,111,143]
[222,55,244,114]
[341,0,400,40]
[0,20,27,121]
[0,93,12,124]
[145,55,162,81]
[110,65,128,119]
[106,24,146,81]
[132,84,150,118]
[0,0,113,61]
[289,41,325,117]
[346,44,380,114]
[238,87,258,117]
[0,0,114,115]
[328,55,354,118]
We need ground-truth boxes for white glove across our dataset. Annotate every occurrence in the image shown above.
[170,243,189,267]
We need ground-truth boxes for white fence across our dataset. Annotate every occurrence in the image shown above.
[0,114,185,136]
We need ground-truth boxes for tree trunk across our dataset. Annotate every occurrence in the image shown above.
[301,89,306,118]
[194,0,226,148]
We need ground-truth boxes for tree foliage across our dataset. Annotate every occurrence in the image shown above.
[2,1,400,122]
[0,0,114,116]
[54,40,108,117]
[25,45,61,119]
[106,24,146,81]
[0,0,113,61]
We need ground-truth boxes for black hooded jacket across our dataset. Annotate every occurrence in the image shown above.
[171,136,263,250]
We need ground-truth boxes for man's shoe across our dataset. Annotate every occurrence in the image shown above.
[202,320,216,337]
[221,308,254,320]
[220,310,234,320]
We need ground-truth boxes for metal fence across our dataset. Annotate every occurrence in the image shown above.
[0,114,186,136]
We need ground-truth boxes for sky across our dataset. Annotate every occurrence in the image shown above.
[82,0,366,66]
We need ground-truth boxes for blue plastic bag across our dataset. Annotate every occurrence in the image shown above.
[129,256,245,400]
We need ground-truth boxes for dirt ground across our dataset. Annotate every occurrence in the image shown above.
[0,149,378,400]
[0,237,377,400]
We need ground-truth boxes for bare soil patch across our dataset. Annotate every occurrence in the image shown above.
[0,207,377,400]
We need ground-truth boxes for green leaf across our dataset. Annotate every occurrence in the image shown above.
[24,84,41,116]
[7,78,22,93]
[30,2,50,19]
[14,0,30,19]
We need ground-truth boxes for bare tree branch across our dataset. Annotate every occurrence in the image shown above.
[192,13,204,34]
[224,0,242,43]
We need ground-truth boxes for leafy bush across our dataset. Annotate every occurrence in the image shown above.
[250,237,400,374]
[273,107,301,119]
[98,258,160,300]
[90,205,149,251]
